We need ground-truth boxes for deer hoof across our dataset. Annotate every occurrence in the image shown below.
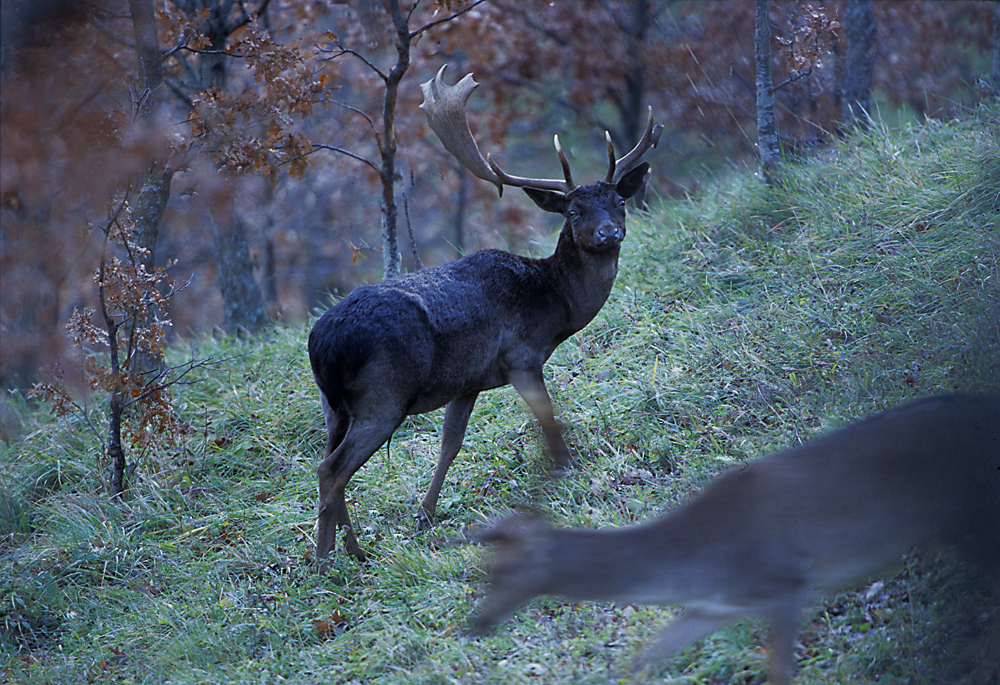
[415,508,434,531]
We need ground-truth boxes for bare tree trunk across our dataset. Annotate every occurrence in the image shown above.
[755,0,779,184]
[200,5,267,331]
[622,0,649,206]
[130,0,172,244]
[129,0,174,372]
[992,0,1000,98]
[621,0,647,150]
[173,0,268,330]
[96,228,128,497]
[107,390,126,496]
[841,0,875,130]
[132,168,173,362]
[379,0,411,280]
[209,200,268,334]
[214,207,266,332]
[129,0,161,121]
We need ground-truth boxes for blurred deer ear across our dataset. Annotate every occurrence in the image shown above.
[523,187,569,214]
[616,162,649,200]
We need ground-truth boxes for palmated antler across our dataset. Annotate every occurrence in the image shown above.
[421,65,663,196]
[420,65,578,197]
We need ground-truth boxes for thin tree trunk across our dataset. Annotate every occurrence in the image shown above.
[199,4,268,330]
[622,0,647,150]
[755,0,779,184]
[132,167,173,368]
[108,390,126,496]
[622,0,649,206]
[129,0,174,372]
[97,231,128,497]
[380,0,411,280]
[992,0,1000,98]
[841,0,875,130]
[129,0,161,121]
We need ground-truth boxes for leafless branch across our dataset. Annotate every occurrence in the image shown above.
[290,144,380,174]
[322,98,379,137]
[64,399,110,452]
[123,356,229,411]
[411,0,490,39]
[403,187,422,270]
[318,44,388,81]
[770,67,813,94]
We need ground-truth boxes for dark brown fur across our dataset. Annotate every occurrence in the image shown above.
[308,166,649,567]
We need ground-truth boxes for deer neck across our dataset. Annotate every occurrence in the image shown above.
[544,225,621,333]
[525,523,705,605]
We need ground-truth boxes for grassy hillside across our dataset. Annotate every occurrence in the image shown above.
[2,105,998,684]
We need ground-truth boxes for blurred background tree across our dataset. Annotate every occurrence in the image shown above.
[2,0,996,392]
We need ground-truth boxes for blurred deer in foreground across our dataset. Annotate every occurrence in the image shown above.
[472,394,1000,684]
[308,66,662,567]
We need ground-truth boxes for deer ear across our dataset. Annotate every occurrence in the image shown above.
[523,187,569,214]
[615,162,649,200]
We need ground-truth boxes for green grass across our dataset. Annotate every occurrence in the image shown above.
[2,104,998,684]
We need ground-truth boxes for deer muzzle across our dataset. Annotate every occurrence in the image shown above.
[595,223,625,247]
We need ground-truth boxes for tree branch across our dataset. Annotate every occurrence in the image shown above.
[318,44,388,82]
[322,98,379,137]
[299,144,380,174]
[770,67,812,94]
[123,356,228,411]
[411,0,490,39]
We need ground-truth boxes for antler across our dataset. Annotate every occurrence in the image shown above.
[420,65,576,197]
[604,107,664,184]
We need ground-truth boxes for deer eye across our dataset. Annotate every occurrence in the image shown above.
[618,198,626,207]
[567,209,579,219]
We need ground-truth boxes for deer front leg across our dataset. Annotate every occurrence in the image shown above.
[509,369,572,471]
[630,609,732,678]
[417,392,478,530]
[764,605,802,685]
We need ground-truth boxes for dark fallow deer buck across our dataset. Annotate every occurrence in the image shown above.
[471,394,1000,684]
[307,66,662,567]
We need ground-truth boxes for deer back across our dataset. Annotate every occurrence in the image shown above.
[310,248,590,416]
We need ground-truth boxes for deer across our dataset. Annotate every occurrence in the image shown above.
[307,65,662,568]
[470,394,1000,684]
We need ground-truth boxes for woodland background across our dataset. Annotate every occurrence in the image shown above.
[1,0,998,391]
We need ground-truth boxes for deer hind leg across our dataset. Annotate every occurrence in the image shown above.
[315,393,346,570]
[508,369,572,471]
[316,400,402,570]
[417,392,478,530]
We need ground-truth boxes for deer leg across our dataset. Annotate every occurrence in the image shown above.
[508,369,572,471]
[315,393,347,570]
[629,609,732,677]
[764,605,802,685]
[316,411,401,570]
[417,392,478,530]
